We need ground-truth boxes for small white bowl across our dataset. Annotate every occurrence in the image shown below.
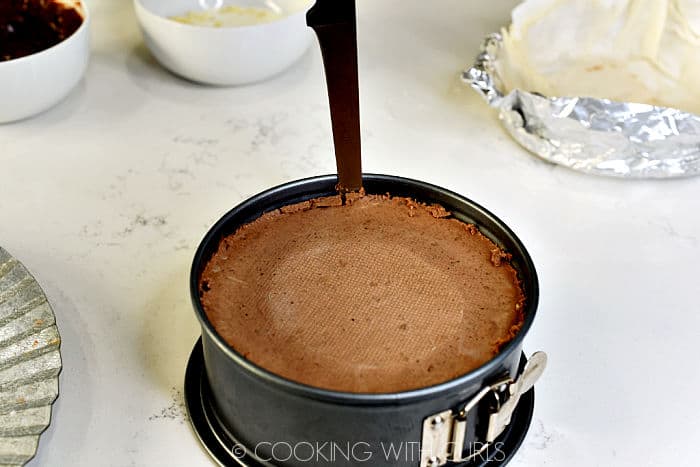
[134,0,313,86]
[0,1,90,124]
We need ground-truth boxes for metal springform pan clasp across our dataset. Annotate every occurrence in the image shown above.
[420,352,547,467]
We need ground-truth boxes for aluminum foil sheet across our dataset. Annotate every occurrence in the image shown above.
[463,33,700,178]
[0,247,61,466]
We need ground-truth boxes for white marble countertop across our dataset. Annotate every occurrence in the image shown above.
[1,0,699,465]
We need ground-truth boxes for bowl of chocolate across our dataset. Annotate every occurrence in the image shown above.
[0,0,89,123]
[187,175,545,467]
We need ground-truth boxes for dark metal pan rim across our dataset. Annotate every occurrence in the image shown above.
[190,174,539,405]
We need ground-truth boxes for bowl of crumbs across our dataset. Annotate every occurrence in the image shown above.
[134,0,314,86]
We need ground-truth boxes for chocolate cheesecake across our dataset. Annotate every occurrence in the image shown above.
[199,193,525,393]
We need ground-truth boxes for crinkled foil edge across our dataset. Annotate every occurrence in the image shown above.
[462,33,700,179]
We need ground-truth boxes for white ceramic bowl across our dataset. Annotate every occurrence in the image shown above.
[0,1,90,124]
[134,0,313,86]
